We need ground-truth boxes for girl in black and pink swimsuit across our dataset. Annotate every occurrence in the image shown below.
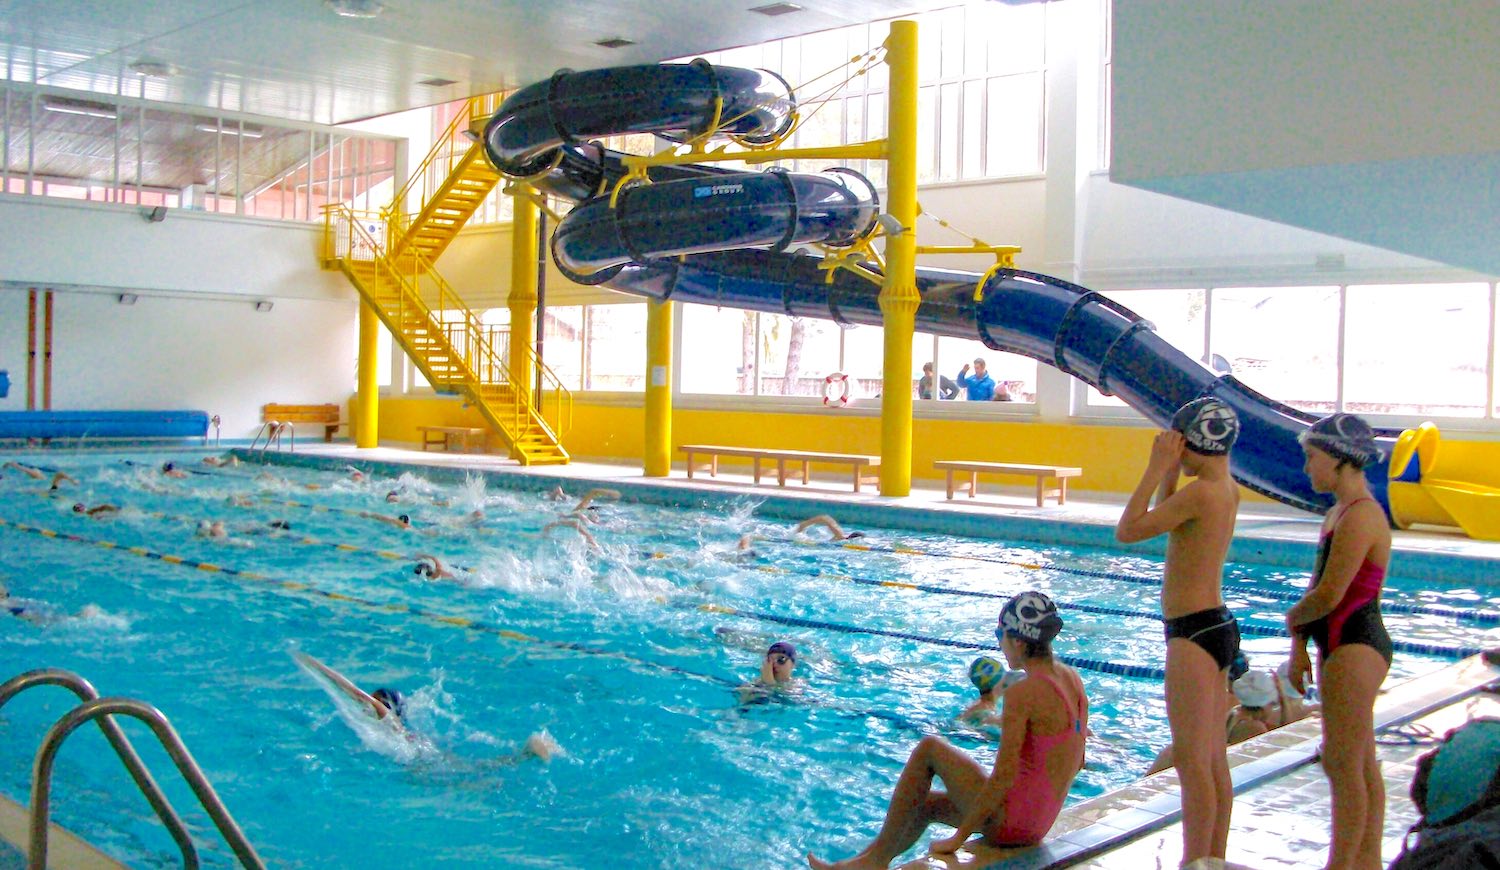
[1285,413,1392,870]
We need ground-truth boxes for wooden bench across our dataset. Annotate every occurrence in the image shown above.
[418,425,489,453]
[680,444,881,492]
[934,460,1082,507]
[262,403,342,442]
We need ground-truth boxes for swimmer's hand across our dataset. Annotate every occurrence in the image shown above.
[525,730,562,763]
[1286,646,1313,696]
[929,831,972,855]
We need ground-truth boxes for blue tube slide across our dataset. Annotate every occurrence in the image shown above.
[483,64,1397,517]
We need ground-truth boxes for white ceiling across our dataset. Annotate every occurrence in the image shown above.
[0,0,957,125]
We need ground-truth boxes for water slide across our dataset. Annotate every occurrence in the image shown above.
[484,61,1478,523]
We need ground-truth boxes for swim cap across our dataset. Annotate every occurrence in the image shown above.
[1232,671,1277,709]
[1171,397,1240,455]
[767,641,797,662]
[998,591,1063,643]
[398,514,411,525]
[371,687,405,718]
[1299,413,1380,468]
[968,657,1007,694]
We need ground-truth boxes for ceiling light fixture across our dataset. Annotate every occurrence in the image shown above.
[749,2,804,15]
[325,0,384,19]
[128,59,179,78]
[594,37,636,49]
[417,76,458,88]
[194,123,264,139]
[41,98,117,120]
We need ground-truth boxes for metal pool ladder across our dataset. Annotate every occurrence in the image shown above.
[249,420,293,453]
[0,668,265,869]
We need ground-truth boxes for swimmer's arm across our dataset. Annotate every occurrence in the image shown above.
[295,653,386,719]
[572,488,620,511]
[793,515,840,538]
[1115,480,1204,543]
[1285,506,1383,628]
[932,691,1027,853]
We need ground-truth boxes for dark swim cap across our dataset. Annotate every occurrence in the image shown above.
[1171,397,1240,456]
[371,687,405,718]
[999,591,1063,643]
[767,641,797,662]
[1299,413,1380,468]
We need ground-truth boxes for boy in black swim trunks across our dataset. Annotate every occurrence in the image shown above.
[1116,397,1242,866]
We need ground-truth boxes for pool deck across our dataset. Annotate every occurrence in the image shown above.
[269,444,1500,870]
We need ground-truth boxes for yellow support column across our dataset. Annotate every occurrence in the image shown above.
[879,19,920,496]
[508,184,539,400]
[356,301,379,448]
[644,298,673,476]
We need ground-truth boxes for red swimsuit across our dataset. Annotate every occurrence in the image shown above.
[992,674,1086,845]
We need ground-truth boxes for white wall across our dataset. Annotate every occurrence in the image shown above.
[0,195,359,438]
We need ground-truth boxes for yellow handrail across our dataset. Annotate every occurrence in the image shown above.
[383,93,505,232]
[323,204,571,451]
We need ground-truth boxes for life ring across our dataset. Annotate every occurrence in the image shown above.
[822,372,852,407]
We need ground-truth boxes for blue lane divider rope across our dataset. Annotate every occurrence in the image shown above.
[0,513,998,745]
[699,603,1167,681]
[824,540,1500,628]
[736,562,1486,661]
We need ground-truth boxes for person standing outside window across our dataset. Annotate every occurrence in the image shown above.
[919,363,959,400]
[956,358,995,401]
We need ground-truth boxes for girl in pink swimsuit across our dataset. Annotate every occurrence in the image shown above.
[1286,413,1392,870]
[807,591,1088,870]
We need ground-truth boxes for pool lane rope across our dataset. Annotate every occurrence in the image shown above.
[158,458,1500,628]
[0,515,1000,745]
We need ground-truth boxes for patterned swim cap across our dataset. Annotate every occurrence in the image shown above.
[999,591,1063,643]
[1299,413,1380,468]
[371,687,406,719]
[1171,397,1240,456]
[969,656,1006,694]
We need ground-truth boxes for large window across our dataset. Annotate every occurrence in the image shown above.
[0,85,397,221]
[584,304,646,391]
[1084,282,1500,421]
[684,1,1047,187]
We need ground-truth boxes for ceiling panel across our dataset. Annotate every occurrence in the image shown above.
[0,0,956,124]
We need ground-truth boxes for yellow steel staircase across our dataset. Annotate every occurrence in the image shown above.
[322,96,571,465]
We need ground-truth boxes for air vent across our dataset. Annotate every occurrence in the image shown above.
[417,77,458,88]
[749,2,804,15]
[128,59,179,78]
[41,97,118,119]
[594,37,636,49]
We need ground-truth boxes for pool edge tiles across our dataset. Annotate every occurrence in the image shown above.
[893,651,1500,870]
[240,448,1500,585]
[0,793,126,870]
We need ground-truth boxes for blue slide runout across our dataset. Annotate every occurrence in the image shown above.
[0,410,210,440]
[483,63,1398,517]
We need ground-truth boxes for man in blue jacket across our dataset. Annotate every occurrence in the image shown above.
[957,358,996,401]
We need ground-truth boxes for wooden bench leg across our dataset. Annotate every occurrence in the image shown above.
[853,464,861,493]
[685,451,696,479]
[776,459,788,486]
[710,455,719,477]
[944,470,956,500]
[1035,476,1047,507]
[1058,478,1068,505]
[752,457,762,485]
[801,461,811,485]
[968,472,978,498]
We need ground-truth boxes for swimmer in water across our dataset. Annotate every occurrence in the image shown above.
[226,493,255,508]
[47,471,78,491]
[793,514,865,542]
[160,462,189,479]
[195,520,229,539]
[295,652,409,732]
[3,461,47,480]
[571,488,620,514]
[201,455,240,467]
[72,502,120,518]
[542,517,600,552]
[411,554,456,580]
[363,512,413,530]
[759,641,798,687]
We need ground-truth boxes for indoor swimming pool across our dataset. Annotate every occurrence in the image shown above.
[0,450,1494,868]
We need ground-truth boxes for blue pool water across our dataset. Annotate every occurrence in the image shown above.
[0,450,1493,868]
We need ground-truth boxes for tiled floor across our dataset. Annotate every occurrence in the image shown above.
[1066,690,1500,870]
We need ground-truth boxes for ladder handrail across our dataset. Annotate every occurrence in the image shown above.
[31,697,266,870]
[0,669,200,868]
[325,205,572,445]
[249,421,294,453]
[383,93,505,233]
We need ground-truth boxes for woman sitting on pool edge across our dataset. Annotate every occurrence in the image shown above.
[807,591,1088,869]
